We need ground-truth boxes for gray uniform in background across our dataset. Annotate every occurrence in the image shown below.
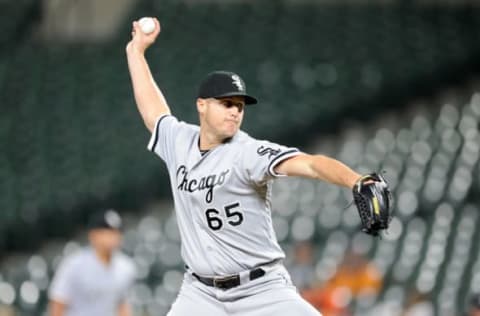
[49,248,136,316]
[148,115,321,316]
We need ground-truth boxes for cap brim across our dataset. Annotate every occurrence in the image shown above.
[213,92,258,105]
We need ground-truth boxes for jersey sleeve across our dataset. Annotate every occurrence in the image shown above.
[48,256,76,304]
[147,115,181,166]
[243,139,302,184]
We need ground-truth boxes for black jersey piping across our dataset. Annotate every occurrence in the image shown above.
[149,115,171,152]
[267,149,300,176]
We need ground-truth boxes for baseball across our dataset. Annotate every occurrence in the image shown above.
[138,17,155,34]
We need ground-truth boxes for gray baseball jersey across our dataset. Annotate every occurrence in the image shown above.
[49,247,136,316]
[148,115,302,276]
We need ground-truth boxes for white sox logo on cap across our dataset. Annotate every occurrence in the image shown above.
[231,75,244,92]
[105,210,122,229]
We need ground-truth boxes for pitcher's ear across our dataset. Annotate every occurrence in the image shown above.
[197,98,206,113]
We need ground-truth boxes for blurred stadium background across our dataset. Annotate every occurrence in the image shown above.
[1,0,480,315]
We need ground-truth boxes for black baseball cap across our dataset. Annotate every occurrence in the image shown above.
[88,209,123,231]
[197,71,258,105]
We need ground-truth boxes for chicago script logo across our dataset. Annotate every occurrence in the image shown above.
[176,165,230,203]
[256,145,281,159]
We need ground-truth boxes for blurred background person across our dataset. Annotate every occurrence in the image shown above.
[48,210,136,316]
[302,249,382,316]
[325,250,382,298]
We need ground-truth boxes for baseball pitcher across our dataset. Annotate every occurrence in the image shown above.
[126,17,391,316]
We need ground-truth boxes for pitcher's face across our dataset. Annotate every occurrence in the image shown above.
[198,96,245,139]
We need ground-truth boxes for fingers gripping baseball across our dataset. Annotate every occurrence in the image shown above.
[127,17,161,54]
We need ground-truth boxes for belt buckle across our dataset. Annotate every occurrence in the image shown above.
[213,275,239,290]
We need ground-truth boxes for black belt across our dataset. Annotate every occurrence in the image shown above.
[192,268,266,290]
